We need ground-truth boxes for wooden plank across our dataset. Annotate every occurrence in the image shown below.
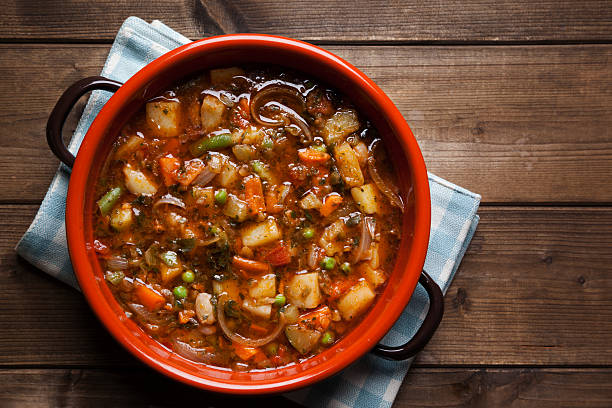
[2,205,612,366]
[2,1,612,42]
[0,368,301,407]
[0,368,611,407]
[396,368,612,407]
[1,44,611,203]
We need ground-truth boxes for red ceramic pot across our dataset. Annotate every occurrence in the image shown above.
[46,34,441,394]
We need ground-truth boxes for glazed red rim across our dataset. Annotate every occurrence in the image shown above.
[65,34,431,394]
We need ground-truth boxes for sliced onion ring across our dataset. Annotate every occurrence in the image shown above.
[153,194,186,210]
[217,296,285,347]
[106,255,129,271]
[351,218,373,264]
[173,339,216,363]
[192,166,216,186]
[367,141,404,212]
[250,85,312,143]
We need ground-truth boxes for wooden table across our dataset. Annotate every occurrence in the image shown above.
[1,2,612,406]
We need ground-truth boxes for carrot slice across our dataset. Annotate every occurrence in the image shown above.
[298,148,331,164]
[177,158,205,186]
[135,285,166,311]
[233,343,260,361]
[298,306,332,331]
[232,255,270,274]
[158,155,181,186]
[319,193,343,217]
[265,242,291,266]
[244,175,266,217]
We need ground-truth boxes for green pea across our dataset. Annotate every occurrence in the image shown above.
[97,187,123,216]
[273,294,286,307]
[321,331,335,345]
[340,262,351,274]
[182,270,195,283]
[311,144,327,153]
[321,257,336,270]
[173,285,188,299]
[214,189,228,205]
[190,133,233,156]
[302,227,315,239]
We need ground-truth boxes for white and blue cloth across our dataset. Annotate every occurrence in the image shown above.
[16,17,481,408]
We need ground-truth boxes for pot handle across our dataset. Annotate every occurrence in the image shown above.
[46,76,122,168]
[372,270,444,360]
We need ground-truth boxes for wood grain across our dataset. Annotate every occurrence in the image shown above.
[1,44,611,203]
[3,205,612,366]
[2,1,612,42]
[0,368,610,407]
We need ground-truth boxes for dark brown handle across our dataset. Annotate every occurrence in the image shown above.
[46,76,122,168]
[372,270,444,360]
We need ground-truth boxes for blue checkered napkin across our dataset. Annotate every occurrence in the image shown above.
[15,17,481,408]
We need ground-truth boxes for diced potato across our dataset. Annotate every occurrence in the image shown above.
[192,186,215,207]
[206,152,228,174]
[286,272,321,309]
[212,279,240,302]
[217,160,239,187]
[223,194,249,222]
[242,298,272,319]
[123,164,158,196]
[146,100,181,138]
[358,262,386,288]
[337,280,376,320]
[210,67,245,85]
[110,203,133,231]
[248,274,277,299]
[114,135,145,159]
[232,144,256,162]
[241,218,281,247]
[159,262,182,283]
[319,219,346,256]
[299,191,323,210]
[351,183,380,214]
[322,109,360,145]
[195,292,216,325]
[200,95,225,132]
[285,325,321,354]
[334,142,364,188]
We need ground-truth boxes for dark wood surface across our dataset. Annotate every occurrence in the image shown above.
[1,1,611,406]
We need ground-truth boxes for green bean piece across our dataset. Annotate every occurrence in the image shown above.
[340,262,351,274]
[321,256,336,270]
[181,270,195,283]
[214,189,228,205]
[105,271,125,286]
[160,251,179,267]
[97,187,123,216]
[190,133,232,156]
[273,294,286,307]
[173,286,188,299]
[251,160,265,175]
[321,331,335,345]
[302,227,315,239]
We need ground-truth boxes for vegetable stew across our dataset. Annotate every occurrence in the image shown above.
[93,66,405,371]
